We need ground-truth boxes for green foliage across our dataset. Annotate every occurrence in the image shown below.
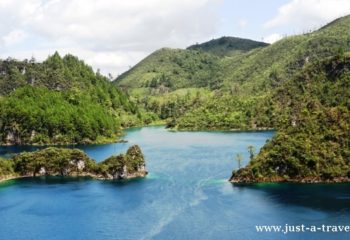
[187,36,268,57]
[117,16,350,133]
[219,15,350,94]
[174,94,274,130]
[0,86,118,144]
[99,145,145,177]
[234,55,350,181]
[141,88,210,120]
[125,145,145,172]
[12,147,95,176]
[0,158,14,178]
[1,145,146,180]
[116,48,222,90]
[97,154,125,178]
[0,53,148,144]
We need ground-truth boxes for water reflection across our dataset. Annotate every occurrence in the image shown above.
[233,183,350,212]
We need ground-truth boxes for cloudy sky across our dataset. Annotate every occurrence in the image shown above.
[1,0,350,77]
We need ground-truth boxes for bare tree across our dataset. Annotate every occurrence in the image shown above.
[235,153,243,169]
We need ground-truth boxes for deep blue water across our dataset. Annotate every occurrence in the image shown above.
[1,126,350,240]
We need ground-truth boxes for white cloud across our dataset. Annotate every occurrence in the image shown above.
[0,0,221,75]
[238,19,247,28]
[264,33,283,44]
[1,29,27,46]
[265,0,350,32]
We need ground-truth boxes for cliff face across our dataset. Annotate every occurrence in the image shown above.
[0,145,147,181]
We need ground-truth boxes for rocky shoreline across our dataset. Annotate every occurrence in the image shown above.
[229,174,350,184]
[0,171,148,184]
[0,137,127,147]
[0,145,148,184]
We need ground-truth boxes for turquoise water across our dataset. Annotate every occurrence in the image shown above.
[1,126,350,240]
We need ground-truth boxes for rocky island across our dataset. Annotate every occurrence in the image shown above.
[0,145,147,182]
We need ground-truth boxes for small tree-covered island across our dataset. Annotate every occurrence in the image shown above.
[1,15,350,184]
[0,145,147,182]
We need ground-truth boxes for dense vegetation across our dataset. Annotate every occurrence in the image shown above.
[1,14,350,182]
[116,37,268,92]
[0,157,14,178]
[115,15,350,182]
[99,145,146,179]
[187,36,268,57]
[116,48,221,91]
[172,94,274,130]
[218,15,350,94]
[231,53,350,182]
[116,16,350,132]
[0,53,153,145]
[0,145,146,180]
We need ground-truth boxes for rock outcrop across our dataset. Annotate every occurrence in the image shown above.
[98,145,147,180]
[1,145,147,182]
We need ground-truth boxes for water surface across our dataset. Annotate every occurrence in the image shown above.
[1,127,349,240]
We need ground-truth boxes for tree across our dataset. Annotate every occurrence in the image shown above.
[235,153,243,169]
[247,145,256,160]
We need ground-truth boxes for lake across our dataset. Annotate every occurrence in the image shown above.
[1,126,349,240]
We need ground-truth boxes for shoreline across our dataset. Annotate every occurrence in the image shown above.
[168,127,275,133]
[229,176,350,184]
[0,138,128,147]
[0,175,36,184]
[0,171,148,184]
[1,126,274,147]
[0,123,170,147]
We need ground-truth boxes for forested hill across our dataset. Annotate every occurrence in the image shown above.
[115,16,350,96]
[113,15,350,132]
[115,16,350,97]
[0,53,153,145]
[231,53,350,183]
[114,37,268,92]
[115,16,350,95]
[187,36,268,57]
[218,14,350,94]
[115,48,221,91]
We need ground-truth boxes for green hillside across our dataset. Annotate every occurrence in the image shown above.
[114,16,350,131]
[115,48,221,91]
[115,37,269,92]
[0,53,152,145]
[114,15,350,182]
[172,15,350,130]
[219,15,350,94]
[231,53,350,182]
[187,36,268,57]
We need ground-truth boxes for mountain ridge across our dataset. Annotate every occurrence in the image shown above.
[187,36,268,57]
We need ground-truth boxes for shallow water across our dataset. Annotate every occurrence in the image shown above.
[1,126,349,240]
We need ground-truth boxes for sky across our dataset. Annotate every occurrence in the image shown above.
[1,0,350,77]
